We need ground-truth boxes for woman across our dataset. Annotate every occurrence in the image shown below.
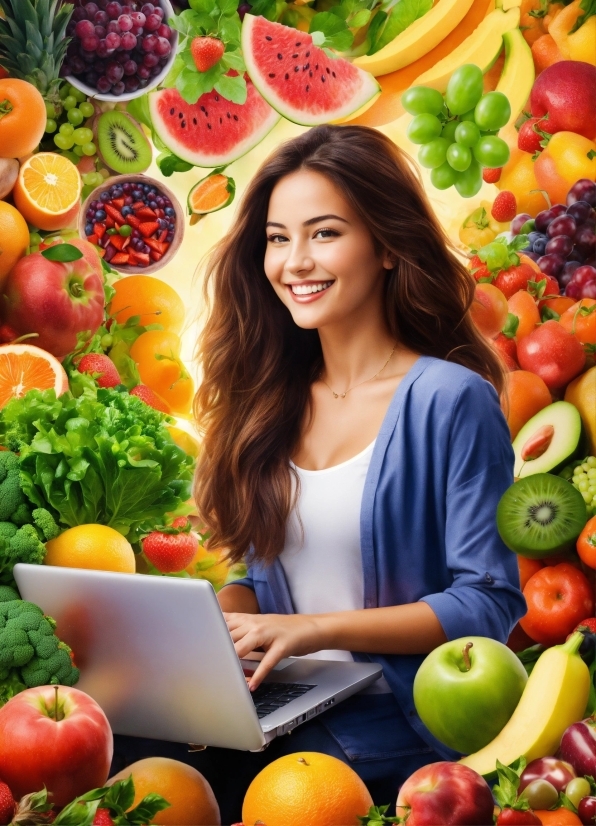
[111,124,526,821]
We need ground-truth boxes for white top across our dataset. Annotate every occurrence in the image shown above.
[279,439,392,694]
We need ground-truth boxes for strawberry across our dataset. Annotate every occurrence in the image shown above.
[129,384,170,413]
[190,36,225,73]
[142,523,198,573]
[139,221,160,238]
[491,191,517,223]
[0,781,15,826]
[110,252,130,265]
[494,332,519,370]
[496,808,541,824]
[573,617,596,635]
[77,354,121,388]
[93,809,115,826]
[467,254,491,282]
[517,116,551,156]
[482,167,502,184]
[493,263,536,298]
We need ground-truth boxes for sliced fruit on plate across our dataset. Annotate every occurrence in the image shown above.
[148,78,280,168]
[0,343,69,408]
[12,153,81,232]
[188,171,235,218]
[241,15,380,125]
[512,401,584,479]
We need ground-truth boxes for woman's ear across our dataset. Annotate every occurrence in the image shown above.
[382,250,398,270]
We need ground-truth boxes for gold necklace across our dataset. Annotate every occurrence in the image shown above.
[319,344,397,399]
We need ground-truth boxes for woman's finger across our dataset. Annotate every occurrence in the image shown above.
[248,645,285,690]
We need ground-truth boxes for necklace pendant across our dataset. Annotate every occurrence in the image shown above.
[332,392,339,398]
[339,393,346,398]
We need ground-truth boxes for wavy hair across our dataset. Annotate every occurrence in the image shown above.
[193,124,505,565]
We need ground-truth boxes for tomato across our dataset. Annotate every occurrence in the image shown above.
[520,562,594,645]
[533,808,582,825]
[518,556,543,590]
[559,299,596,345]
[534,132,596,207]
[577,516,596,569]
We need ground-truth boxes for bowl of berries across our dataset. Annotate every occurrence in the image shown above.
[63,0,178,101]
[79,173,184,274]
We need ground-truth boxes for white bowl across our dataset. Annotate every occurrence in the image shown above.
[65,0,178,103]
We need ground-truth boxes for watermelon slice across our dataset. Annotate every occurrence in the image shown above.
[148,78,280,168]
[242,14,380,126]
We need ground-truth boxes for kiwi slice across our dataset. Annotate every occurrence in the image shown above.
[497,473,587,559]
[96,111,152,174]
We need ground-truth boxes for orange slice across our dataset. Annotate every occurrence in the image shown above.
[187,172,235,224]
[0,343,69,408]
[13,152,82,232]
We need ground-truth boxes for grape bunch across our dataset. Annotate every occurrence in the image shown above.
[402,65,511,199]
[560,456,596,518]
[41,82,97,158]
[62,0,174,97]
[511,179,596,300]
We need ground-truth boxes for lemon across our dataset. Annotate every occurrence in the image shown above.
[44,524,136,573]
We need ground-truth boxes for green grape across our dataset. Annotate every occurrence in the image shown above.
[29,232,42,246]
[81,184,95,200]
[430,162,459,190]
[59,84,70,100]
[69,85,87,103]
[91,172,105,186]
[588,457,596,467]
[119,224,132,237]
[82,173,96,185]
[73,127,94,146]
[82,141,96,156]
[418,138,450,169]
[401,86,445,117]
[73,145,85,156]
[44,119,57,134]
[474,91,511,131]
[454,158,482,198]
[79,101,95,119]
[407,114,442,145]
[473,136,510,169]
[440,121,459,142]
[59,122,74,136]
[62,95,78,112]
[454,120,480,148]
[460,109,476,122]
[67,108,84,127]
[45,102,56,119]
[99,168,110,179]
[54,133,74,150]
[61,150,79,164]
[444,64,484,116]
[446,143,472,172]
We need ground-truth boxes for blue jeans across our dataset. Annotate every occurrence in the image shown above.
[110,694,442,825]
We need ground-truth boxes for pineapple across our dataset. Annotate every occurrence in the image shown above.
[0,0,74,112]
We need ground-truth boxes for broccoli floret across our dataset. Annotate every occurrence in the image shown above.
[0,597,79,703]
[32,508,60,541]
[0,451,27,522]
[0,586,19,603]
[0,524,46,588]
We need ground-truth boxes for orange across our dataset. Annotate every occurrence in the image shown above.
[470,283,509,339]
[129,329,194,416]
[559,298,596,345]
[534,809,582,825]
[108,757,220,825]
[189,174,232,213]
[497,148,551,217]
[242,752,373,826]
[531,34,564,74]
[502,370,552,439]
[508,290,541,340]
[518,556,543,590]
[44,524,136,573]
[13,152,81,232]
[0,201,29,286]
[540,296,575,316]
[109,275,185,334]
[0,343,69,408]
[0,78,47,158]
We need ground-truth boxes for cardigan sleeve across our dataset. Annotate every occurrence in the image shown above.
[419,373,527,644]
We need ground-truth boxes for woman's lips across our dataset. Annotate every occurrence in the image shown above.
[286,282,334,303]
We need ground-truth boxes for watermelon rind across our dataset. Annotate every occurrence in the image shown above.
[241,14,381,126]
[148,81,281,168]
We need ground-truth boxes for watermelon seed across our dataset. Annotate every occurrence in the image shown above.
[294,66,299,72]
[332,71,336,77]
[179,112,183,118]
[292,53,298,58]
[303,63,309,70]
[181,121,186,128]
[268,72,275,78]
[233,115,238,121]
[219,117,222,124]
[321,76,325,82]
[315,63,319,69]
[284,73,289,80]
[305,50,310,56]
[326,67,330,73]
[277,53,283,59]
[309,71,313,77]
[306,85,309,92]
[169,108,174,115]
[204,110,208,117]
[266,35,272,40]
[193,117,197,125]
[200,106,206,112]
[207,123,211,129]
[226,112,231,118]
[295,42,301,46]
[215,95,219,102]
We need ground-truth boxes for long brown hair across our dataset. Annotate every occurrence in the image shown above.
[193,124,505,565]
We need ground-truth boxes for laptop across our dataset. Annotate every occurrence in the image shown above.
[13,563,382,751]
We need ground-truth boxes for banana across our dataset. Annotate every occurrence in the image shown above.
[353,0,476,78]
[459,631,590,779]
[496,28,535,128]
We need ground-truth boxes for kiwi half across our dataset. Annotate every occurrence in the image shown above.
[496,473,587,559]
[96,111,152,174]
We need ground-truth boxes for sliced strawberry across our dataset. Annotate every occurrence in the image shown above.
[111,252,130,265]
[139,221,160,238]
[126,214,141,229]
[133,251,151,266]
[135,207,158,220]
[158,229,168,243]
[155,208,164,218]
[105,215,115,229]
[109,234,126,251]
[150,250,163,262]
[127,250,139,266]
[86,234,99,246]
[144,238,168,254]
[94,222,106,239]
[105,203,125,223]
[112,198,125,210]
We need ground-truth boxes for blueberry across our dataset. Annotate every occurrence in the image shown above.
[100,191,111,202]
[533,236,548,256]
[143,244,151,254]
[121,205,133,216]
[85,223,94,235]
[168,222,175,231]
[133,189,143,200]
[143,184,151,193]
[166,231,174,243]
[149,200,158,209]
[164,206,175,217]
[158,218,168,230]
[113,187,124,198]
[95,210,106,221]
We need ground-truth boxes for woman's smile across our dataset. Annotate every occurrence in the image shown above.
[287,280,335,301]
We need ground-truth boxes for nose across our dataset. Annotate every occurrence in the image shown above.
[284,238,315,275]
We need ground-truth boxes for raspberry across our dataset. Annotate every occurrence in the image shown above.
[491,191,517,223]
[482,167,502,184]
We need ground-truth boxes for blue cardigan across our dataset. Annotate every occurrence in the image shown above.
[224,355,528,760]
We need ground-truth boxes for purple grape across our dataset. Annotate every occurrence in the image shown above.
[566,200,594,224]
[122,58,137,74]
[111,80,125,95]
[96,75,112,93]
[130,11,146,26]
[140,3,155,14]
[72,7,88,21]
[565,281,582,299]
[153,6,164,19]
[82,48,96,62]
[142,51,159,67]
[94,9,109,24]
[84,70,99,86]
[121,4,134,13]
[81,33,100,51]
[567,179,596,208]
[104,245,116,263]
[545,235,573,257]
[157,23,172,39]
[96,39,109,57]
[551,204,567,219]
[560,260,581,288]
[94,24,107,37]
[85,2,100,17]
[155,36,171,57]
[547,214,577,238]
[75,18,96,38]
[105,31,121,49]
[142,33,158,51]
[70,55,86,73]
[120,32,137,50]
[118,14,133,31]
[106,1,122,18]
[573,264,596,286]
[106,60,124,82]
[107,19,120,33]
[144,13,161,31]
[537,253,565,276]
[575,224,596,258]
[238,2,251,19]
[535,209,555,233]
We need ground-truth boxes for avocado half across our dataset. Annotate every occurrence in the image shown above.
[513,401,583,478]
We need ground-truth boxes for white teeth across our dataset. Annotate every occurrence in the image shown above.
[291,281,333,295]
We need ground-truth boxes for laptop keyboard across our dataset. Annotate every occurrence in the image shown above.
[250,682,316,718]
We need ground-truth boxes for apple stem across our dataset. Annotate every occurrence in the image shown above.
[462,642,473,671]
[53,686,58,721]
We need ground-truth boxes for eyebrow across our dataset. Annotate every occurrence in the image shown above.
[265,214,349,228]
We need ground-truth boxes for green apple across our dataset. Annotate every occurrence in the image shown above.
[413,636,528,754]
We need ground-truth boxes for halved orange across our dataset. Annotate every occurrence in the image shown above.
[0,343,69,408]
[187,173,235,222]
[13,152,81,232]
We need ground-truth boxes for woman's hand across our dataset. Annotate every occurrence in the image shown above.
[223,612,324,690]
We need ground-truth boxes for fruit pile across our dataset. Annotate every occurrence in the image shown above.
[63,0,175,97]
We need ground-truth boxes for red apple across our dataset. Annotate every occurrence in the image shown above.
[529,61,596,141]
[0,685,113,808]
[395,761,494,825]
[517,320,586,391]
[1,238,105,360]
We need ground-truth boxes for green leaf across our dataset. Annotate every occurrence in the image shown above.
[369,0,432,53]
[220,49,245,72]
[214,72,247,104]
[157,152,195,177]
[219,0,239,15]
[189,0,217,14]
[176,64,221,103]
[126,94,152,131]
[350,9,372,27]
[41,244,84,262]
[309,12,354,50]
[247,0,279,21]
[161,52,185,87]
[570,0,596,32]
[501,312,519,338]
[124,792,171,825]
[541,306,560,322]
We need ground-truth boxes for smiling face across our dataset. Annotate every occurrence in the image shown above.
[264,169,395,331]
